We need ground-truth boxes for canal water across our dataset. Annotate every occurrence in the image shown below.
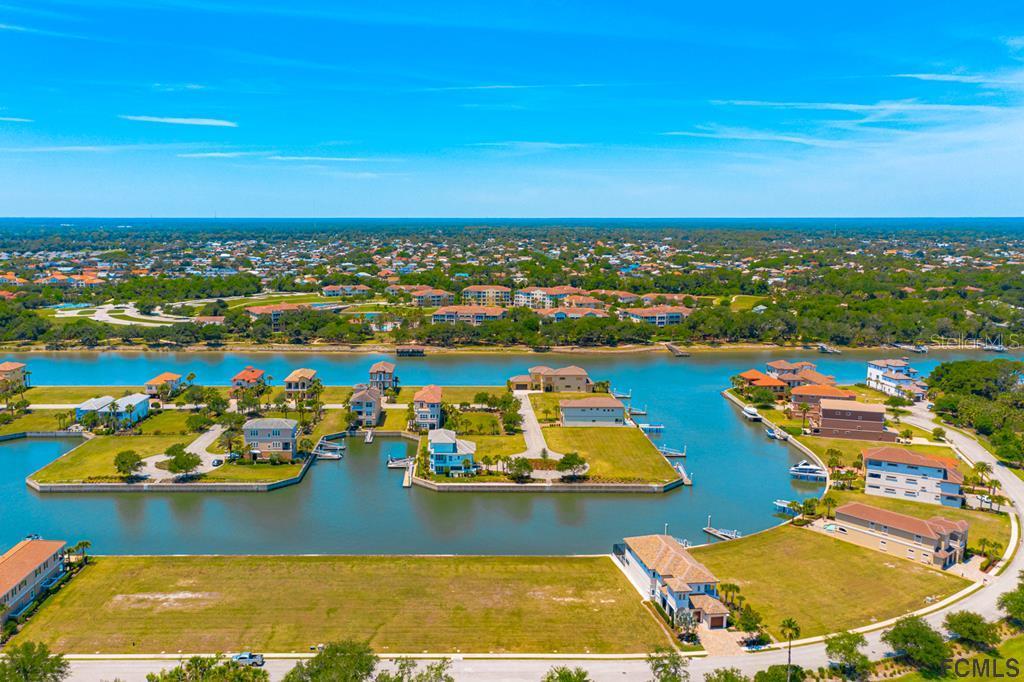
[0,348,1014,555]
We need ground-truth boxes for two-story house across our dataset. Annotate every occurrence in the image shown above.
[243,417,299,461]
[866,359,927,401]
[810,399,896,442]
[349,385,382,427]
[232,366,265,392]
[560,396,626,426]
[144,371,182,397]
[427,428,477,476]
[0,361,28,388]
[284,368,317,397]
[413,385,444,429]
[369,361,399,392]
[863,446,964,507]
[614,534,729,629]
[833,502,968,568]
[1,538,66,623]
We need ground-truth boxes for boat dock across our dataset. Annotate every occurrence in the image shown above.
[773,499,798,515]
[665,343,691,357]
[658,445,687,458]
[638,423,664,433]
[673,463,692,486]
[611,388,631,400]
[364,430,374,444]
[741,406,761,421]
[402,466,413,488]
[702,516,742,541]
[894,343,928,354]
[817,343,842,354]
[627,404,648,416]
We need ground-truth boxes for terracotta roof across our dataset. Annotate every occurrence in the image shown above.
[462,285,511,292]
[0,539,66,597]
[369,361,395,374]
[232,366,264,382]
[528,366,554,374]
[434,305,505,316]
[791,385,855,398]
[819,398,885,413]
[738,369,768,381]
[792,369,835,386]
[414,384,443,404]
[623,535,717,585]
[559,396,623,409]
[689,593,729,615]
[766,360,816,371]
[146,371,181,384]
[836,502,967,540]
[753,377,786,388]
[509,374,532,383]
[0,361,26,371]
[285,368,317,382]
[862,446,964,483]
[551,365,589,376]
[246,303,304,314]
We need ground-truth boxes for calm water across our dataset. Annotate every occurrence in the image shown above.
[1,348,1016,555]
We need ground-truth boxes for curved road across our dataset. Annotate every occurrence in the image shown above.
[65,404,1023,680]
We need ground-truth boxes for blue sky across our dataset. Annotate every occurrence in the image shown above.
[1,1,1023,217]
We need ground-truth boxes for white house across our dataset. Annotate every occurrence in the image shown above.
[559,396,626,426]
[866,359,927,401]
[614,534,728,629]
[864,446,964,508]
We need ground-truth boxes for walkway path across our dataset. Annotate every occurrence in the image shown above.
[136,425,227,481]
[512,390,557,459]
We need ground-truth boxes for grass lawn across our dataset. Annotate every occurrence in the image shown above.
[310,408,350,441]
[396,386,507,405]
[457,411,501,434]
[201,461,304,483]
[135,410,193,435]
[31,434,187,483]
[0,410,67,435]
[529,392,592,422]
[827,489,1010,554]
[730,294,767,312]
[691,525,970,639]
[798,435,960,468]
[381,408,409,431]
[466,433,527,458]
[840,384,891,404]
[17,555,669,654]
[225,293,330,309]
[25,386,143,404]
[758,407,805,431]
[542,427,678,484]
[320,386,353,403]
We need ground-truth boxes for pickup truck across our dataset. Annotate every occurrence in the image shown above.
[231,652,265,667]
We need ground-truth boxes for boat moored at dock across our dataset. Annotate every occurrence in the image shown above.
[789,459,828,481]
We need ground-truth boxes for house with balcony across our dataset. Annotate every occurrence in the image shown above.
[430,305,506,326]
[322,284,372,297]
[863,446,964,507]
[349,385,382,427]
[832,502,968,568]
[1,538,66,623]
[232,366,265,391]
[789,384,856,412]
[245,303,305,331]
[284,368,317,397]
[0,361,28,388]
[621,305,693,326]
[369,361,399,392]
[614,534,728,629]
[144,371,183,397]
[809,399,896,442]
[413,385,444,429]
[513,286,586,309]
[460,285,512,306]
[513,365,595,392]
[243,417,299,461]
[736,369,786,395]
[427,428,477,476]
[866,359,927,401]
[411,288,455,307]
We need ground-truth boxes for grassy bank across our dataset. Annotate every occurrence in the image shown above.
[31,434,186,483]
[24,386,143,404]
[395,386,507,404]
[543,426,678,483]
[17,555,669,654]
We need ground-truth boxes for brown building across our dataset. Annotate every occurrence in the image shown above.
[789,384,856,412]
[832,502,968,569]
[810,398,896,442]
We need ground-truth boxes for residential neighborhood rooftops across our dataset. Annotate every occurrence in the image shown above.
[836,502,968,541]
[766,360,816,371]
[433,304,505,316]
[0,538,66,597]
[623,534,717,586]
[791,385,856,398]
[414,385,443,403]
[461,284,511,292]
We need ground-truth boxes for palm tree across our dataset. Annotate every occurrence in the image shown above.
[719,582,739,606]
[780,618,801,682]
[978,537,991,559]
[185,371,196,386]
[988,541,1005,563]
[821,494,837,519]
[797,402,811,428]
[975,461,992,487]
[72,539,92,565]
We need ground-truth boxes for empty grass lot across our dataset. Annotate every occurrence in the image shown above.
[381,408,409,431]
[798,435,960,468]
[826,489,1010,555]
[31,434,187,483]
[691,525,970,639]
[24,386,143,404]
[17,555,670,654]
[320,386,354,403]
[542,427,678,484]
[201,461,304,483]
[729,294,767,312]
[0,410,67,435]
[529,392,592,422]
[136,410,193,435]
[396,386,507,404]
[466,433,527,458]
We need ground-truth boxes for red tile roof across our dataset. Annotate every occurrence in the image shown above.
[0,539,66,597]
[414,384,443,403]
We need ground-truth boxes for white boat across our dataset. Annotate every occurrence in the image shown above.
[316,451,343,461]
[774,499,798,515]
[789,459,828,481]
[387,456,414,469]
[764,426,786,440]
[742,405,761,421]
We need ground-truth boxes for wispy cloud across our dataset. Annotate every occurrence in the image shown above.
[472,141,588,153]
[662,126,848,148]
[0,144,186,153]
[712,99,1001,114]
[0,21,89,39]
[892,72,1024,88]
[0,116,33,122]
[151,82,207,92]
[177,151,273,158]
[119,114,238,127]
[267,155,383,162]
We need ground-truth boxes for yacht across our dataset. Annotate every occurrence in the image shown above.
[789,459,828,481]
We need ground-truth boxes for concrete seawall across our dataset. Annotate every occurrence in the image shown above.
[412,474,684,494]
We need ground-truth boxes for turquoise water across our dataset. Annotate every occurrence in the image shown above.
[0,349,1012,555]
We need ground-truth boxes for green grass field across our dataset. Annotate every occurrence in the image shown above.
[381,408,409,430]
[542,427,678,483]
[691,525,970,638]
[201,461,304,483]
[826,489,1010,554]
[135,410,193,435]
[17,555,669,654]
[798,435,960,468]
[31,434,187,483]
[396,386,506,405]
[25,386,143,404]
[730,295,767,312]
[225,293,331,309]
[320,386,354,403]
[466,433,527,458]
[840,384,891,404]
[529,392,592,422]
[0,410,68,435]
[457,411,502,434]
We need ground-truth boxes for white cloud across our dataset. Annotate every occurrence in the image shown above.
[151,83,207,92]
[177,151,273,158]
[892,72,1024,89]
[712,99,1001,114]
[267,155,379,161]
[662,126,847,148]
[119,114,238,127]
[0,116,32,122]
[471,141,588,152]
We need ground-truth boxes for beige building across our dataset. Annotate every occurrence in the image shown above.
[460,285,512,306]
[0,361,28,388]
[516,365,594,392]
[284,368,318,396]
[831,502,968,569]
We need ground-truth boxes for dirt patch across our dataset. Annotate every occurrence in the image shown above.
[109,591,220,611]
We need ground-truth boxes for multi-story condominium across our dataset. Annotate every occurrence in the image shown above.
[559,396,626,426]
[621,305,693,326]
[614,534,729,629]
[809,398,896,442]
[863,446,964,507]
[411,288,455,307]
[368,361,399,391]
[0,361,28,388]
[245,303,305,331]
[562,294,605,309]
[322,284,372,297]
[349,385,382,426]
[639,292,692,306]
[1,538,66,623]
[536,307,608,321]
[284,368,317,396]
[589,289,640,304]
[413,385,444,429]
[243,417,299,461]
[789,384,856,411]
[431,305,506,326]
[511,365,594,392]
[427,428,477,476]
[385,283,432,297]
[513,286,586,309]
[460,285,512,306]
[144,371,182,397]
[833,502,968,568]
[866,359,927,401]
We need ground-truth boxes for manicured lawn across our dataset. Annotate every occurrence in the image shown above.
[201,462,304,483]
[758,407,805,431]
[381,408,409,431]
[25,386,143,404]
[730,294,767,312]
[840,384,890,404]
[17,555,669,654]
[827,489,1010,554]
[691,525,970,639]
[396,386,506,404]
[310,408,350,441]
[465,433,527,458]
[225,293,330,309]
[0,410,68,435]
[798,435,960,468]
[31,434,187,483]
[529,392,591,422]
[135,410,193,435]
[458,411,502,434]
[542,427,678,484]
[321,386,353,403]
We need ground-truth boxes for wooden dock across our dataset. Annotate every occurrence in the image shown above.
[665,343,691,357]
[364,430,374,444]
[402,466,412,488]
[702,515,741,541]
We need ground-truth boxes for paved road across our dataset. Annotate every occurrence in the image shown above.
[65,405,1023,681]
[512,390,558,459]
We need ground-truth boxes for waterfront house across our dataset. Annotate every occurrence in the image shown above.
[232,366,265,391]
[1,538,66,623]
[413,385,444,429]
[427,428,477,476]
[614,534,728,629]
[789,384,856,412]
[537,307,608,321]
[245,303,306,331]
[144,371,182,397]
[284,368,317,396]
[765,360,817,377]
[0,361,28,388]
[75,396,114,423]
[522,365,594,392]
[832,502,968,568]
[350,385,382,427]
[621,305,693,326]
[810,399,896,442]
[243,417,299,461]
[369,361,399,392]
[863,446,964,507]
[100,393,151,425]
[559,396,626,426]
[430,305,507,326]
[736,369,786,395]
[411,288,456,307]
[460,284,512,306]
[866,359,927,401]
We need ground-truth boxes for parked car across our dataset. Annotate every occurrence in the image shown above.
[211,459,223,467]
[231,652,264,667]
[228,452,241,461]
